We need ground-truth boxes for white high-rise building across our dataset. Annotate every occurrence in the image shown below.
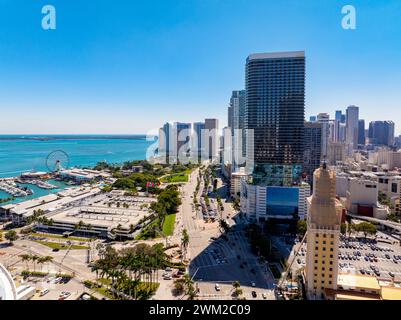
[317,113,330,159]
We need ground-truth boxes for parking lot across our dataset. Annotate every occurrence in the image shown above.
[293,234,401,282]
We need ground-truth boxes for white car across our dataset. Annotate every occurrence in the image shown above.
[215,283,221,291]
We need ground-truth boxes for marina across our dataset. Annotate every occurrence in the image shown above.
[15,178,58,190]
[0,180,33,197]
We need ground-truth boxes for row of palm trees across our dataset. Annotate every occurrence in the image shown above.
[19,254,53,272]
[172,274,197,300]
[90,243,170,300]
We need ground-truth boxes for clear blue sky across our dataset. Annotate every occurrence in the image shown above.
[0,0,400,134]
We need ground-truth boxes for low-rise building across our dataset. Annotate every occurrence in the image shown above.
[240,180,310,222]
[230,168,250,198]
[345,178,390,219]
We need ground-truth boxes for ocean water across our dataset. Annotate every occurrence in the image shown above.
[0,135,155,203]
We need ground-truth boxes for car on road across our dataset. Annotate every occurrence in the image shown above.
[262,293,267,299]
[251,291,257,298]
[52,248,60,252]
[215,283,221,291]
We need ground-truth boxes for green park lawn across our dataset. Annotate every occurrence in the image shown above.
[162,214,176,236]
[34,240,89,250]
[30,232,90,242]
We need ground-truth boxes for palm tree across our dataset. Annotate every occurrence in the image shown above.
[232,281,242,298]
[37,257,46,272]
[75,220,85,237]
[19,254,31,270]
[41,256,53,272]
[31,255,39,272]
[181,229,189,260]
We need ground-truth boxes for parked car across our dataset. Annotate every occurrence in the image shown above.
[215,283,221,291]
[251,291,257,298]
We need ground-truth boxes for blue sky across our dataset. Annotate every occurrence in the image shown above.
[0,0,400,134]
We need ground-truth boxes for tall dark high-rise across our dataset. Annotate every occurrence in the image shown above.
[358,119,366,145]
[303,122,322,185]
[245,51,305,186]
[368,121,395,146]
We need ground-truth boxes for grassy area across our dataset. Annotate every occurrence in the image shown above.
[87,279,159,300]
[30,232,90,242]
[160,171,189,183]
[34,240,89,250]
[135,218,160,240]
[93,286,116,300]
[162,214,176,236]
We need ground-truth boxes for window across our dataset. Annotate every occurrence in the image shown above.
[323,234,327,238]
[323,247,326,251]
[330,248,333,252]
[323,241,326,244]
[315,260,318,263]
[322,267,325,271]
[329,268,333,271]
[314,266,317,270]
[330,254,333,258]
[330,235,334,238]
[330,241,334,245]
[315,247,318,250]
[329,281,332,285]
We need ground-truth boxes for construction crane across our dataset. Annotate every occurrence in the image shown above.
[277,232,308,296]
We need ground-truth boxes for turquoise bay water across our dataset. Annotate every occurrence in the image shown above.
[0,135,155,203]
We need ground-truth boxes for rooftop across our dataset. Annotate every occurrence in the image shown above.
[381,286,401,300]
[337,274,381,291]
[247,51,305,61]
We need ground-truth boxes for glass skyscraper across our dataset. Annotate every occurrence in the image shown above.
[245,51,305,186]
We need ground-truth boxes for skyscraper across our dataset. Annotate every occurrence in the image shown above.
[204,118,219,162]
[158,122,174,163]
[245,51,305,186]
[358,119,366,146]
[305,163,342,300]
[176,122,191,161]
[230,90,246,168]
[368,121,395,146]
[335,110,343,122]
[192,122,205,161]
[346,105,359,152]
[317,113,330,159]
[303,122,322,185]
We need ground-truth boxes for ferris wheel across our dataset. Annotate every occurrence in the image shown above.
[46,150,70,172]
